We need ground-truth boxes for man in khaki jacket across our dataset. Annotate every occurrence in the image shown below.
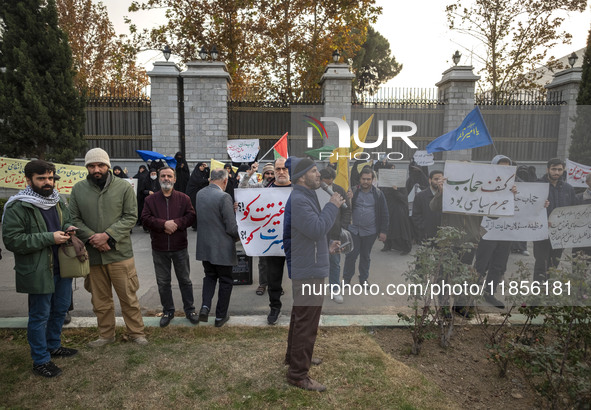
[69,148,147,347]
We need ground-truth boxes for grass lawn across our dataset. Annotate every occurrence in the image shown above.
[0,326,458,409]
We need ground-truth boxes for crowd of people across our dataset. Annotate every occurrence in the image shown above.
[2,148,589,391]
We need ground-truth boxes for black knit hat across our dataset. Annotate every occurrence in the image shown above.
[287,157,316,181]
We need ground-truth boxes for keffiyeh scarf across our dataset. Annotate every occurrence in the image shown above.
[2,186,60,222]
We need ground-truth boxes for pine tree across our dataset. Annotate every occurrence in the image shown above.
[568,25,591,165]
[0,0,86,163]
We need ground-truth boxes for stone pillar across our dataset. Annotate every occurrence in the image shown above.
[147,61,182,155]
[545,67,582,159]
[436,66,480,161]
[181,61,232,161]
[320,63,355,147]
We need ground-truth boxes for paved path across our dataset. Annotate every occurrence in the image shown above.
[0,225,536,326]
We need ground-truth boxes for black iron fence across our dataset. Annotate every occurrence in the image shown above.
[228,86,324,158]
[473,90,565,162]
[83,87,152,157]
[81,85,567,162]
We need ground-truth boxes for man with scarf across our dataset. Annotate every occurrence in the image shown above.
[3,160,78,378]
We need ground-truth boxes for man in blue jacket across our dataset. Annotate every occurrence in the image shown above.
[284,157,344,392]
[343,166,389,285]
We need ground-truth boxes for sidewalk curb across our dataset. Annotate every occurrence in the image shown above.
[0,313,540,329]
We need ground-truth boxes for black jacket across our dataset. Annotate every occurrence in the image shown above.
[326,183,352,240]
[538,175,576,215]
[350,185,389,236]
[412,188,441,241]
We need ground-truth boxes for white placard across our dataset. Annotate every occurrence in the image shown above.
[377,168,407,188]
[443,161,516,217]
[124,178,138,195]
[566,159,591,188]
[413,150,434,166]
[234,187,292,256]
[227,139,260,162]
[482,182,549,241]
[548,205,591,249]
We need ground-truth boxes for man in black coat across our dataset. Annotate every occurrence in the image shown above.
[411,170,443,243]
[533,158,576,282]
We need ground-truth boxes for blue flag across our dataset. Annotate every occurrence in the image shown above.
[426,107,493,153]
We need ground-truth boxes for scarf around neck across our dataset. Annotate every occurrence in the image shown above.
[2,186,61,223]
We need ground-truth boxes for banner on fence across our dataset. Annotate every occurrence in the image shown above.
[0,157,87,194]
[234,187,292,256]
[443,161,516,217]
[482,182,549,241]
[566,159,591,188]
[227,139,260,162]
[548,205,591,249]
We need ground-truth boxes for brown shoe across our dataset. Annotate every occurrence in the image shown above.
[287,376,326,392]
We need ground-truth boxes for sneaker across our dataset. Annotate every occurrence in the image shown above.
[214,316,230,328]
[267,307,281,325]
[160,312,174,328]
[333,294,344,304]
[198,306,210,322]
[287,376,326,392]
[186,312,199,325]
[87,337,116,348]
[49,346,78,358]
[522,250,530,256]
[63,311,72,325]
[33,361,62,378]
[132,336,149,346]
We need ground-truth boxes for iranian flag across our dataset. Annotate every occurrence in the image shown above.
[273,132,289,159]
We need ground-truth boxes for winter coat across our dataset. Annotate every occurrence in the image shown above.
[412,188,441,242]
[69,173,137,265]
[284,184,338,280]
[141,190,196,252]
[537,174,576,215]
[350,185,390,236]
[2,198,72,294]
[195,184,239,266]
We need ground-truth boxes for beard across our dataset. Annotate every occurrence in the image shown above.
[32,184,54,197]
[160,181,174,190]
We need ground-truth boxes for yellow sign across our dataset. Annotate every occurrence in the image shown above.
[0,157,88,194]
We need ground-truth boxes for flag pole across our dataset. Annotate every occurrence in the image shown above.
[258,146,276,162]
[258,132,288,162]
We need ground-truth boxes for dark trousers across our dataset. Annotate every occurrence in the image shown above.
[201,261,233,320]
[511,241,527,253]
[258,258,268,287]
[533,239,563,282]
[261,256,286,310]
[152,249,195,315]
[474,239,511,293]
[343,233,377,284]
[286,278,324,382]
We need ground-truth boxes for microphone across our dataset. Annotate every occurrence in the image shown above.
[320,182,348,209]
